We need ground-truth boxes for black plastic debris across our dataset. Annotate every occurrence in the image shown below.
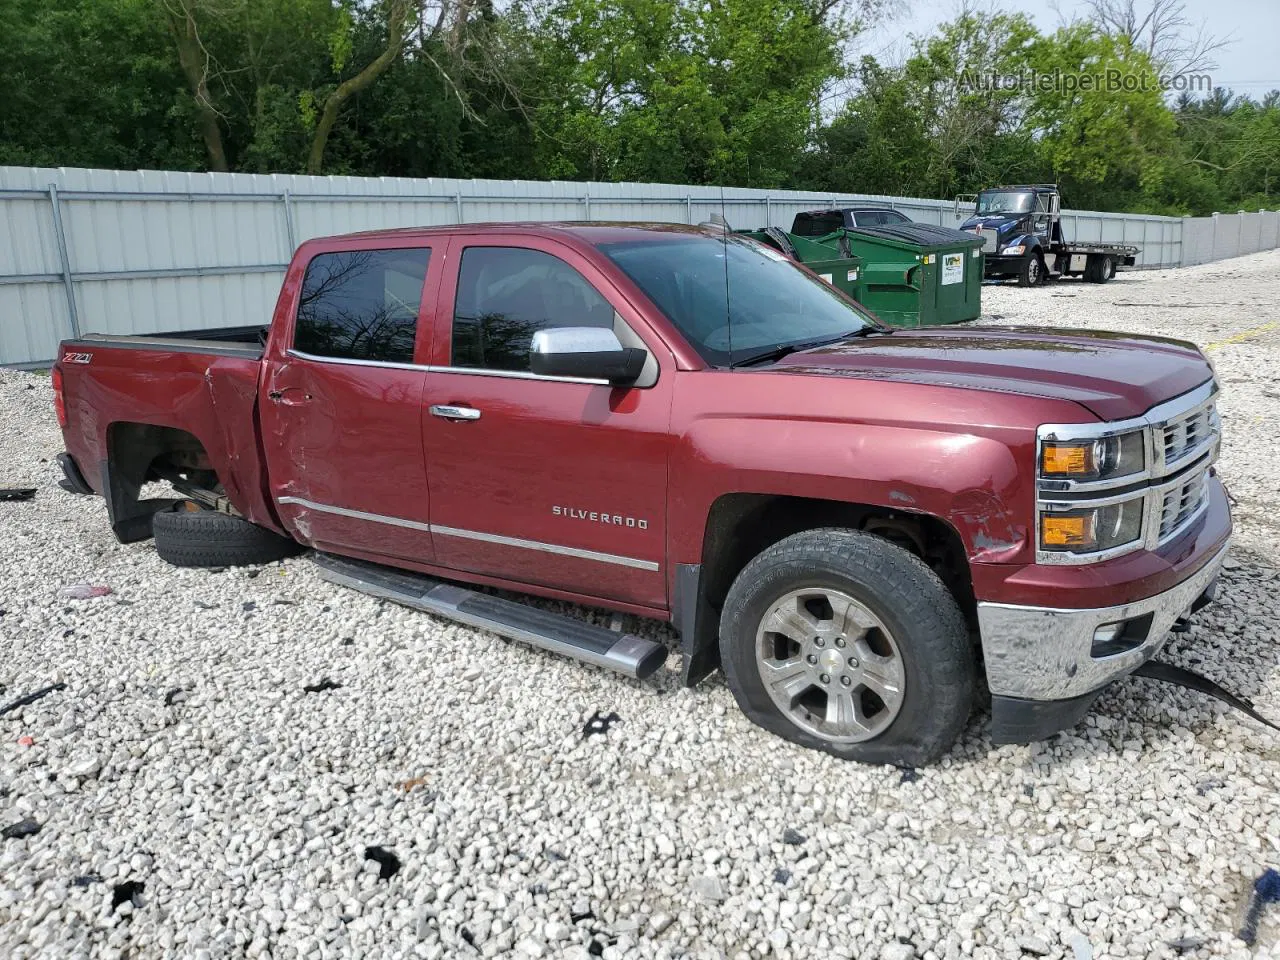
[0,683,67,716]
[570,909,595,924]
[0,488,36,502]
[582,711,622,738]
[242,601,257,612]
[1195,778,1225,796]
[3,819,41,840]
[1023,784,1035,798]
[341,637,355,646]
[246,570,260,579]
[782,828,806,846]
[1134,660,1280,732]
[111,880,145,910]
[72,874,102,888]
[364,846,400,880]
[303,678,342,694]
[773,868,791,884]
[1238,867,1280,945]
[194,601,218,610]
[899,767,921,784]
[1168,937,1204,954]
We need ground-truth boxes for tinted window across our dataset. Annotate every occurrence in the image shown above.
[601,235,875,366]
[792,212,843,236]
[882,210,910,224]
[452,247,614,372]
[294,248,430,364]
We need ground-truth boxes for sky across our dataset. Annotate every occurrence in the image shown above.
[863,0,1280,98]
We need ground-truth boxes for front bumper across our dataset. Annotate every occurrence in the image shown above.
[979,541,1227,742]
[982,254,1024,275]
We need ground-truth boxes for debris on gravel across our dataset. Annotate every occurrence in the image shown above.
[2,819,41,840]
[1,252,1279,958]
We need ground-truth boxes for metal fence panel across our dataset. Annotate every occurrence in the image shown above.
[1,165,1275,366]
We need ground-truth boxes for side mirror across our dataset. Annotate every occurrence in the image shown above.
[530,327,647,385]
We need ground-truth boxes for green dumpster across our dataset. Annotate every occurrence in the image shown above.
[835,223,984,328]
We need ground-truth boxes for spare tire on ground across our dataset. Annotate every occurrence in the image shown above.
[152,502,303,568]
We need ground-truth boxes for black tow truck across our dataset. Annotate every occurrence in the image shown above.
[957,183,1139,286]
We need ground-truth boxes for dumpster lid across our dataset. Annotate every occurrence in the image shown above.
[849,222,984,249]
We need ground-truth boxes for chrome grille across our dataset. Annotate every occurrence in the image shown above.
[980,231,998,253]
[1035,381,1222,564]
[1158,468,1210,542]
[1160,400,1217,471]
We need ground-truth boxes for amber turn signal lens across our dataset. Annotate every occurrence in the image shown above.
[1041,443,1093,475]
[1042,514,1096,547]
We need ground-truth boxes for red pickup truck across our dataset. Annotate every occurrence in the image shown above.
[53,223,1230,766]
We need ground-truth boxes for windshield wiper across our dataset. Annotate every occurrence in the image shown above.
[841,324,894,338]
[730,327,888,368]
[731,343,809,368]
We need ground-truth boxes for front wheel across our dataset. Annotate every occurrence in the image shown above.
[1015,253,1043,287]
[718,528,975,766]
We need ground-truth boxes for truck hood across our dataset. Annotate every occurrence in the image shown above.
[768,326,1212,421]
[960,213,1026,233]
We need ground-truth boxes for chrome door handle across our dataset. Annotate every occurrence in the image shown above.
[430,404,481,421]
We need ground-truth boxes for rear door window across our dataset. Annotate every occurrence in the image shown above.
[451,247,614,372]
[294,248,431,364]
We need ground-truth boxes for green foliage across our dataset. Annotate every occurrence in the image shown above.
[0,0,1274,216]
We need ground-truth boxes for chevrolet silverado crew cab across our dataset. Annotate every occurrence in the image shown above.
[53,223,1230,766]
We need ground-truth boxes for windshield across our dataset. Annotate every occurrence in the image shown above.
[976,190,1034,215]
[599,234,875,366]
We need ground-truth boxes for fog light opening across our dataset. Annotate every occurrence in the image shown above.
[1090,613,1155,659]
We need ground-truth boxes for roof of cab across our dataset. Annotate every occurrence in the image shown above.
[329,221,719,245]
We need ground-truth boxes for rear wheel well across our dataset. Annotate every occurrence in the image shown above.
[103,422,218,542]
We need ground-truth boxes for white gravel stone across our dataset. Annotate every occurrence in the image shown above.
[1,252,1279,957]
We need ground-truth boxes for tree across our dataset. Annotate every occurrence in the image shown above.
[306,0,410,172]
[527,0,854,186]
[1025,25,1177,205]
[1080,0,1229,75]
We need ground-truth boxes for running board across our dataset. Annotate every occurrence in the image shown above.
[312,553,668,680]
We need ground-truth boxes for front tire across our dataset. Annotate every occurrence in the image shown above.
[1015,253,1043,287]
[718,529,975,766]
[152,502,303,568]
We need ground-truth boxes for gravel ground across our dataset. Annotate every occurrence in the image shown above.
[2,251,1280,960]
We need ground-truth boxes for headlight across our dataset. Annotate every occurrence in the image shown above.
[1040,429,1145,483]
[1003,244,1025,255]
[1040,497,1145,555]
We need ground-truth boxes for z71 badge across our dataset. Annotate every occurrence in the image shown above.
[63,352,93,364]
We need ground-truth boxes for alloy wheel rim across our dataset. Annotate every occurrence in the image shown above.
[754,587,906,744]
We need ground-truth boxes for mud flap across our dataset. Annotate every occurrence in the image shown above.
[1132,660,1280,732]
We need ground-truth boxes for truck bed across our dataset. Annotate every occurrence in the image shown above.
[55,331,278,538]
[65,331,264,360]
